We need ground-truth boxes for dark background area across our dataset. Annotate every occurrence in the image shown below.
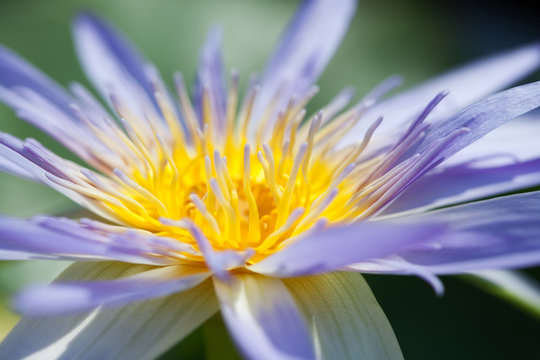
[0,0,539,358]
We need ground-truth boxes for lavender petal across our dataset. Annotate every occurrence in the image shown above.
[404,81,540,162]
[341,42,540,146]
[367,191,540,274]
[73,12,155,103]
[194,27,227,130]
[249,221,446,277]
[0,262,218,360]
[251,0,357,132]
[213,274,315,360]
[443,114,540,167]
[15,265,210,316]
[384,158,540,214]
[0,155,36,180]
[0,215,174,265]
[72,12,159,119]
[0,45,73,114]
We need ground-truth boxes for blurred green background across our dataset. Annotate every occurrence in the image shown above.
[0,0,539,358]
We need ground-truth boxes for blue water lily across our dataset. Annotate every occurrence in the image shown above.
[1,0,540,359]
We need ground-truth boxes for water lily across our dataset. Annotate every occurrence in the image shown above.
[1,0,540,359]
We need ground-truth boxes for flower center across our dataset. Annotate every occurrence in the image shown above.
[53,75,430,263]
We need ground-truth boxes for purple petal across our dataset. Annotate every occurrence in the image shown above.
[384,158,540,214]
[194,27,227,130]
[72,12,159,118]
[410,81,540,162]
[442,114,540,166]
[249,221,446,277]
[385,116,540,211]
[0,48,105,158]
[73,12,154,100]
[0,137,128,222]
[0,45,73,114]
[0,155,36,180]
[0,215,173,265]
[213,275,315,360]
[250,0,357,131]
[366,191,540,274]
[14,265,210,315]
[341,42,540,146]
[0,262,219,360]
[0,216,111,260]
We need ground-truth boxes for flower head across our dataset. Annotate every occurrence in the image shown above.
[1,0,540,359]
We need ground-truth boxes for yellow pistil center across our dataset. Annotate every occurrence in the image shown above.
[71,77,389,263]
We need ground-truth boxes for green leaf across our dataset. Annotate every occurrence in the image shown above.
[462,269,540,321]
[284,272,403,360]
[0,261,219,360]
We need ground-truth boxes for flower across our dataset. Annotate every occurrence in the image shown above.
[1,0,540,359]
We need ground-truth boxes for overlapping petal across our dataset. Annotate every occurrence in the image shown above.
[0,215,182,265]
[0,47,110,163]
[0,155,36,181]
[340,42,540,146]
[404,81,540,162]
[0,2,540,359]
[14,265,211,316]
[285,272,403,360]
[384,158,540,214]
[72,13,154,105]
[442,114,540,166]
[249,222,445,277]
[358,191,540,275]
[250,0,357,133]
[72,12,161,122]
[0,262,219,360]
[0,44,73,113]
[213,274,315,360]
[384,114,540,213]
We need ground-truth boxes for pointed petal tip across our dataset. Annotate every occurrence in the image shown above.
[72,10,104,30]
[12,284,86,316]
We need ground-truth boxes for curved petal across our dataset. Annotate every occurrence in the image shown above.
[249,222,445,277]
[72,12,158,118]
[383,114,540,214]
[384,158,540,214]
[0,262,219,360]
[404,81,540,162]
[194,26,227,130]
[0,215,176,265]
[0,47,109,161]
[0,155,36,181]
[368,191,540,274]
[213,274,315,360]
[285,272,403,360]
[0,44,73,113]
[250,0,357,131]
[442,114,540,166]
[14,265,211,316]
[340,42,540,146]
